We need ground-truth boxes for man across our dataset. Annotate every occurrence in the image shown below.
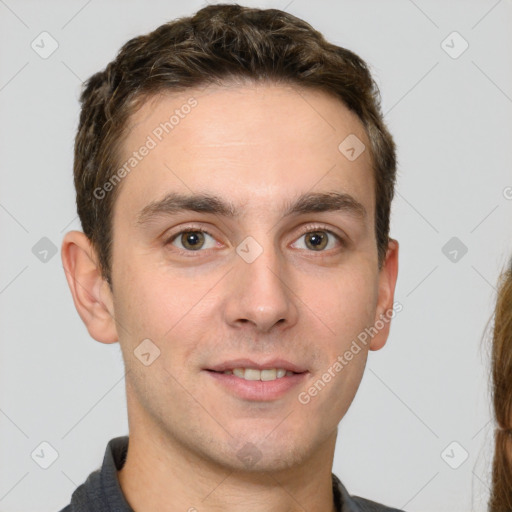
[60,3,401,511]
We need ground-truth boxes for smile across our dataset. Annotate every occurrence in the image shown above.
[220,368,295,381]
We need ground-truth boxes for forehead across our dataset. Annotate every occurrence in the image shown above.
[114,82,375,224]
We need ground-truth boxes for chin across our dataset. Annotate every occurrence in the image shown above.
[219,430,314,474]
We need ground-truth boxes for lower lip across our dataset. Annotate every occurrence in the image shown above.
[205,370,308,401]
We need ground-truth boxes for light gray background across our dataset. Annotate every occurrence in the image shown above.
[1,0,511,511]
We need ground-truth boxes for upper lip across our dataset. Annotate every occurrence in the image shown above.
[206,358,308,373]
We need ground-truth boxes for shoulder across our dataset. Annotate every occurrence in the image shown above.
[333,473,404,512]
[350,495,405,512]
[57,436,130,512]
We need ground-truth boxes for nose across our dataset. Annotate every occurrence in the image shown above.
[222,237,300,334]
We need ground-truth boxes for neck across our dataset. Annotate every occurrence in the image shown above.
[118,418,338,512]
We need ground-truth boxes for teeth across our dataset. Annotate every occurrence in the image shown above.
[260,369,276,381]
[244,368,261,381]
[224,368,296,381]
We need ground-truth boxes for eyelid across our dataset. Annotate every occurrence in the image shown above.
[299,222,346,243]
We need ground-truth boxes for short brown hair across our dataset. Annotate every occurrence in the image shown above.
[73,3,397,287]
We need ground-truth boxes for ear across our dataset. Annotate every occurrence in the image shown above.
[61,230,118,344]
[369,238,399,351]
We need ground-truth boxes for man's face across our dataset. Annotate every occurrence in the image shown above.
[106,83,397,471]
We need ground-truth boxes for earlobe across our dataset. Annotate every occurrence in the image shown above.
[369,238,399,351]
[61,230,118,344]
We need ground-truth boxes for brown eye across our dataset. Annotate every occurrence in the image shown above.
[292,228,342,252]
[304,231,328,251]
[180,231,205,250]
[168,229,217,252]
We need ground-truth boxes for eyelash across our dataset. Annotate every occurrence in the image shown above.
[164,223,346,256]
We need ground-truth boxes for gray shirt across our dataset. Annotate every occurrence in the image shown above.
[58,436,404,512]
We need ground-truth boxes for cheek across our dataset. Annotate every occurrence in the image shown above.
[112,258,181,345]
[112,257,216,371]
[303,264,379,350]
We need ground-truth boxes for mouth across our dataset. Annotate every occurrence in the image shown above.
[204,359,309,401]
[207,367,299,381]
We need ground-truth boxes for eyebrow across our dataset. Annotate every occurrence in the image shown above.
[135,191,368,226]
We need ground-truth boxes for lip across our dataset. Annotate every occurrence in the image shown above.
[206,358,308,373]
[205,369,309,401]
[204,358,309,401]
